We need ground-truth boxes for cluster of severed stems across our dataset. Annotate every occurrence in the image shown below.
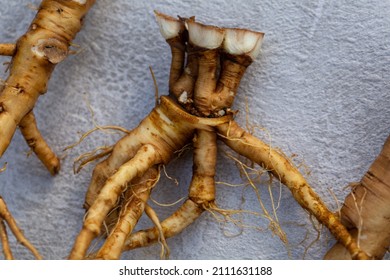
[162,12,263,118]
[68,12,369,260]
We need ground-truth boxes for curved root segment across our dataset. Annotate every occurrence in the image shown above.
[93,167,159,260]
[123,129,217,253]
[70,11,369,260]
[0,43,16,56]
[0,0,95,173]
[69,144,162,259]
[325,135,390,260]
[217,121,370,260]
[19,111,60,175]
[0,196,42,259]
[69,96,228,259]
[124,199,204,252]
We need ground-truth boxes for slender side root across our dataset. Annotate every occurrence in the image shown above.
[63,125,130,153]
[82,128,143,211]
[229,153,288,244]
[0,218,13,259]
[0,44,16,56]
[19,111,60,175]
[73,146,113,174]
[94,167,159,260]
[144,204,170,259]
[69,144,162,259]
[0,197,42,259]
[124,199,203,251]
[0,162,6,173]
[217,121,370,260]
[123,129,217,252]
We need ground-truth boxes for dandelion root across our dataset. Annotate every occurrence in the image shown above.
[0,0,95,173]
[0,0,95,260]
[0,196,42,259]
[69,11,369,260]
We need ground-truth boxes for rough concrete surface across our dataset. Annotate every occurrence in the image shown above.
[0,0,389,259]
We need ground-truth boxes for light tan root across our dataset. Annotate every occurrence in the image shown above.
[0,44,16,56]
[325,135,390,260]
[217,120,370,260]
[68,144,162,259]
[124,199,203,251]
[73,146,113,174]
[63,125,130,153]
[92,167,159,260]
[19,111,60,175]
[82,127,155,211]
[0,0,95,164]
[123,129,217,253]
[70,95,227,259]
[0,218,13,259]
[0,196,42,259]
[144,204,170,259]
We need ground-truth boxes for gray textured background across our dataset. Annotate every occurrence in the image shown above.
[0,0,389,260]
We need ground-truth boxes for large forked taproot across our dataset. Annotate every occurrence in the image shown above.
[69,12,370,260]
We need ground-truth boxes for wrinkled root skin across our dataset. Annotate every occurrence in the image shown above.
[68,96,230,259]
[0,0,95,173]
[325,136,390,260]
[69,12,370,260]
[0,0,95,260]
[69,98,369,260]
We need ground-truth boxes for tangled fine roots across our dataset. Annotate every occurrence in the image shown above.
[220,152,288,242]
